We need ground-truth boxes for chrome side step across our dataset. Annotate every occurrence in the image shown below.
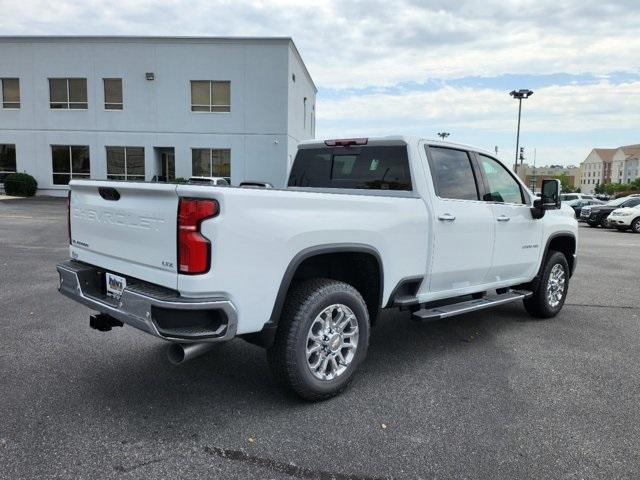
[412,290,532,322]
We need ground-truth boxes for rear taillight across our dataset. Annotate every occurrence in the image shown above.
[67,191,71,245]
[177,198,219,274]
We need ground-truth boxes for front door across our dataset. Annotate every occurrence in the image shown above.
[160,151,175,182]
[475,153,542,282]
[425,146,495,293]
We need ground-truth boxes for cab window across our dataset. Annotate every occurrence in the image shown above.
[477,154,524,204]
[427,146,479,200]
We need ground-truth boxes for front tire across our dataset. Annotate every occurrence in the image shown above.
[267,279,370,401]
[523,251,569,319]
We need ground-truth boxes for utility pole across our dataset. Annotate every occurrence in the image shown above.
[510,89,534,173]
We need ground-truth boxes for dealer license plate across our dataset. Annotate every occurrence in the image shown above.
[106,272,127,300]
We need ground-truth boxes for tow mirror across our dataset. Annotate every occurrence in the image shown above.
[531,179,561,219]
[541,179,561,209]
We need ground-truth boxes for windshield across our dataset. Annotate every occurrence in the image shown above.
[606,197,632,206]
[620,198,640,208]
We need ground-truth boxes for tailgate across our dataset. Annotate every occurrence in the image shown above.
[69,180,179,289]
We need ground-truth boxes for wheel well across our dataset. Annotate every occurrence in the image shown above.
[288,251,382,324]
[548,235,576,274]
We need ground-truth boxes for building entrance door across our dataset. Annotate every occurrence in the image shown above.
[154,147,175,182]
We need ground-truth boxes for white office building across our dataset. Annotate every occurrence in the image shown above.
[0,36,316,195]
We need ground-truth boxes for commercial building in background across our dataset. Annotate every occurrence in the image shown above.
[578,144,640,193]
[516,164,580,192]
[0,36,316,196]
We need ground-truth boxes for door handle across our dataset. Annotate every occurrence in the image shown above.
[438,213,456,222]
[497,215,511,222]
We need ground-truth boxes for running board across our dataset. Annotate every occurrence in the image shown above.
[412,290,532,322]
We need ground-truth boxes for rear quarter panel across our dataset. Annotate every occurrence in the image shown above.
[176,185,428,334]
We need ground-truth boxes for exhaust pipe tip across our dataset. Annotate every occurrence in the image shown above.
[167,343,187,364]
[167,342,217,365]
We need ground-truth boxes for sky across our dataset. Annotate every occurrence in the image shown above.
[3,0,640,166]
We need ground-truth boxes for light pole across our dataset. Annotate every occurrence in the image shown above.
[509,89,533,173]
[437,131,450,141]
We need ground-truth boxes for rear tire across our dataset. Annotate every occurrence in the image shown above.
[267,279,370,401]
[631,218,640,233]
[523,251,569,319]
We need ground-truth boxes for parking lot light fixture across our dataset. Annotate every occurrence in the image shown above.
[510,89,533,173]
[437,132,450,141]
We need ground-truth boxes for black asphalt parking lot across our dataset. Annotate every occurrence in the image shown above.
[1,196,639,479]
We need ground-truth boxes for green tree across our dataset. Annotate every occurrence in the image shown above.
[554,173,576,193]
[593,181,603,194]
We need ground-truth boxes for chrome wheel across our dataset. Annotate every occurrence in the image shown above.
[546,264,566,308]
[305,304,359,381]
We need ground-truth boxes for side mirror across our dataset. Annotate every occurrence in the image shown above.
[541,179,561,209]
[531,179,561,219]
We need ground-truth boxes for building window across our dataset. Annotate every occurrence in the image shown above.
[190,81,230,112]
[106,146,144,180]
[49,78,88,109]
[103,79,123,110]
[0,144,17,182]
[303,97,307,129]
[51,145,90,185]
[1,79,20,109]
[192,148,230,177]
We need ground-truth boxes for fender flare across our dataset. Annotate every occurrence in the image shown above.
[540,231,577,279]
[267,243,384,326]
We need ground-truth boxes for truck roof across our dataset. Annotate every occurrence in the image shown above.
[298,136,499,158]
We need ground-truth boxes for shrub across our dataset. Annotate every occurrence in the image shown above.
[614,190,640,199]
[173,177,188,184]
[3,172,38,197]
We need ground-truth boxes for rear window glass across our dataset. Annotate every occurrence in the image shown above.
[288,145,412,191]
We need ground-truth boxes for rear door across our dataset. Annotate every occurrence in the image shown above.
[425,146,494,293]
[474,154,541,282]
[69,180,179,289]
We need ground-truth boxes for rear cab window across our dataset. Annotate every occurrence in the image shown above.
[288,144,412,191]
[426,146,480,200]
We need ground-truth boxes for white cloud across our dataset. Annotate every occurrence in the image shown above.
[318,81,640,132]
[315,81,640,165]
[3,0,640,88]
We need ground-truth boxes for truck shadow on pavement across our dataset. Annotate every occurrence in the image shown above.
[83,302,530,412]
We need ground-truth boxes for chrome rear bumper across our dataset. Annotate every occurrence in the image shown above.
[56,260,237,343]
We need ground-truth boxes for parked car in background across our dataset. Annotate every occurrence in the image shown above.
[561,193,595,203]
[188,176,230,186]
[570,199,604,219]
[580,195,635,223]
[586,197,640,228]
[607,205,640,232]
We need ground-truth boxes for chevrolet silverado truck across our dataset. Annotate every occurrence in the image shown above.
[57,136,578,400]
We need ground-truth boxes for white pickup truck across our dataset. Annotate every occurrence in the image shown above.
[57,136,578,400]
